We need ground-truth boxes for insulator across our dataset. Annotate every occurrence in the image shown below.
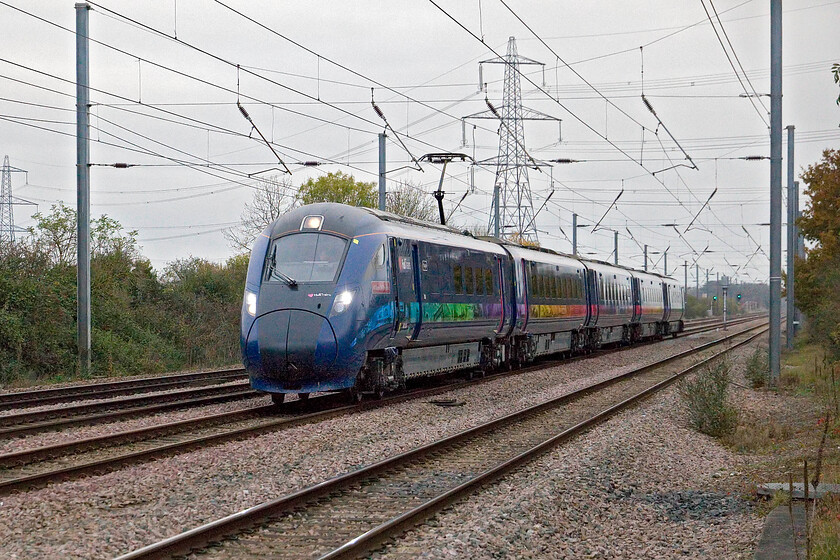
[641,95,655,116]
[372,102,385,121]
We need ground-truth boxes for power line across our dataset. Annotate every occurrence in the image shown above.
[699,0,769,127]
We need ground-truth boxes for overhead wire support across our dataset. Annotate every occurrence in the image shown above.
[642,95,697,172]
[591,188,624,232]
[236,101,291,175]
[372,90,422,171]
[683,188,716,233]
[521,190,554,237]
[419,153,473,225]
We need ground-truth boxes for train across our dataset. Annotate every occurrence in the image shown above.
[240,202,685,403]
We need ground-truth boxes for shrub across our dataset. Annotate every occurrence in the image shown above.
[679,358,738,437]
[745,347,769,388]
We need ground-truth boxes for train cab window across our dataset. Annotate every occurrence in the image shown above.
[465,266,475,294]
[265,233,347,283]
[485,269,494,295]
[374,244,386,268]
[475,268,485,295]
[454,265,463,294]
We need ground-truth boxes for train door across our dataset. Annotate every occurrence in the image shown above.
[587,269,600,325]
[631,277,641,321]
[391,238,421,342]
[495,255,506,334]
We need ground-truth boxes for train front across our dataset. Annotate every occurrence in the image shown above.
[240,203,387,399]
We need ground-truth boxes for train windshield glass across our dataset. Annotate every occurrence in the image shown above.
[265,233,347,283]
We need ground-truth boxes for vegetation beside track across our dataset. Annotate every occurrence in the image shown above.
[681,332,839,560]
[0,203,245,387]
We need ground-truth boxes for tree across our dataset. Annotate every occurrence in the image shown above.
[225,172,380,254]
[28,203,77,266]
[386,180,437,222]
[296,171,377,207]
[224,176,293,254]
[28,203,138,266]
[796,149,840,356]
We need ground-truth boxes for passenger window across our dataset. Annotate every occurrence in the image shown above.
[454,265,463,294]
[485,269,494,295]
[465,266,474,294]
[475,268,484,295]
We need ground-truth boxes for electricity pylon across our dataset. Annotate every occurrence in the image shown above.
[0,156,15,245]
[464,37,559,243]
[0,156,34,249]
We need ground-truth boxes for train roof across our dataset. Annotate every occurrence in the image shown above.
[268,203,681,284]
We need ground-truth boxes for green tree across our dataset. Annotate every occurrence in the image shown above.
[296,171,377,207]
[28,203,77,266]
[796,149,840,356]
[28,202,139,266]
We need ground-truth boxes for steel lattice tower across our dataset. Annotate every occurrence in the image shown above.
[0,156,14,245]
[464,37,558,243]
[493,38,536,242]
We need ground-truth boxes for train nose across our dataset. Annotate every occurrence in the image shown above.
[251,309,338,382]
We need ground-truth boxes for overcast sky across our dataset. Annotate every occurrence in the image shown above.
[2,1,838,283]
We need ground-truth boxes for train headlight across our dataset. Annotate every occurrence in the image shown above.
[245,291,258,317]
[331,290,354,314]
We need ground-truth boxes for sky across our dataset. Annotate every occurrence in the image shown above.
[1,0,838,284]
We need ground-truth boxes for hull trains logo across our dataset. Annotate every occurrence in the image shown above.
[307,293,331,298]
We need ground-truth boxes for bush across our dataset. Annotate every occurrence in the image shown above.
[745,347,769,388]
[679,358,738,437]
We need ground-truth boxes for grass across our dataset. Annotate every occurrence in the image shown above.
[811,494,840,560]
[723,415,791,453]
[772,333,840,558]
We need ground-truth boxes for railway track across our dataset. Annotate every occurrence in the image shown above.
[0,381,258,437]
[0,314,757,413]
[0,367,247,410]
[114,321,767,560]
[0,317,763,494]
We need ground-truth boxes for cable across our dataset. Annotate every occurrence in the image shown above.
[496,0,647,131]
[426,0,703,210]
[699,0,769,127]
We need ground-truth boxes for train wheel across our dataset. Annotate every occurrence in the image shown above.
[374,385,386,400]
[347,387,363,404]
[271,393,285,406]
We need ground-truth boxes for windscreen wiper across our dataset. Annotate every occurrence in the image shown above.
[267,247,297,286]
[273,270,297,287]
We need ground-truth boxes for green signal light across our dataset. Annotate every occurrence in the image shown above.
[713,295,718,301]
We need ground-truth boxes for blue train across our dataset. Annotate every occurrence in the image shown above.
[240,203,685,403]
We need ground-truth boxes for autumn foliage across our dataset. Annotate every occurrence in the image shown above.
[796,149,840,357]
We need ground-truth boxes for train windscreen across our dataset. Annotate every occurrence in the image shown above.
[264,233,347,283]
